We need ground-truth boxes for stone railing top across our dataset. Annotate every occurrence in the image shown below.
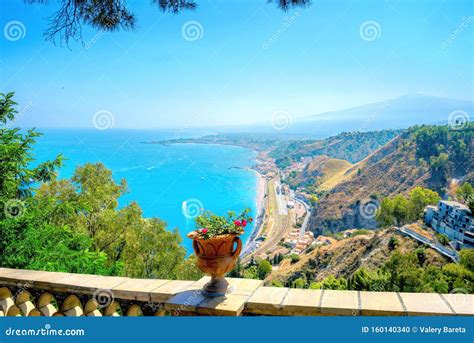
[0,268,473,316]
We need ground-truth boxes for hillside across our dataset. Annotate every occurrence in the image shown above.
[271,129,400,167]
[289,155,353,191]
[308,124,474,232]
[268,227,448,286]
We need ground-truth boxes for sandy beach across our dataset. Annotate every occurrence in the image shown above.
[256,171,266,218]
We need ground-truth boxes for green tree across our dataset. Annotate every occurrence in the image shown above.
[349,268,389,291]
[0,93,200,280]
[291,278,307,289]
[309,275,346,290]
[290,254,300,264]
[388,236,398,251]
[271,279,284,287]
[243,266,258,279]
[459,249,474,273]
[409,187,440,219]
[456,183,474,212]
[257,260,272,279]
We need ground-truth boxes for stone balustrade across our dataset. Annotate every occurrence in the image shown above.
[0,268,473,316]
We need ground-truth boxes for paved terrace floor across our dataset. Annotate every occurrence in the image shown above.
[0,268,473,316]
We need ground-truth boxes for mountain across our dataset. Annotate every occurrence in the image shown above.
[308,124,474,233]
[289,94,473,135]
[218,95,472,137]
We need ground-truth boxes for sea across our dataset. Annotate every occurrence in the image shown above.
[32,129,258,254]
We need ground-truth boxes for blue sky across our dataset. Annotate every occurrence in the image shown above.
[0,0,472,129]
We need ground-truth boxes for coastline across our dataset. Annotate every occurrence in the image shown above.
[243,153,269,254]
[151,139,271,253]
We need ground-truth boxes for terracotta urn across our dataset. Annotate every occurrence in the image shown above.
[188,233,242,297]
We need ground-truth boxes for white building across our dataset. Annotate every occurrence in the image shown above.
[425,200,474,249]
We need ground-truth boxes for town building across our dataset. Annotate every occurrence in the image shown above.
[425,200,474,249]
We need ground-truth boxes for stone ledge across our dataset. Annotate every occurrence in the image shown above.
[1,268,473,316]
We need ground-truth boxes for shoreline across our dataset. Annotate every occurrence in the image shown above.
[154,139,271,253]
[243,153,269,254]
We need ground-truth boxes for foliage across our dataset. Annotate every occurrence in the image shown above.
[460,249,474,273]
[376,187,440,227]
[411,124,474,184]
[388,236,398,251]
[456,182,474,212]
[257,260,272,279]
[290,254,300,264]
[291,278,307,288]
[270,130,401,164]
[435,233,449,246]
[309,275,347,290]
[192,209,252,239]
[0,93,201,281]
[271,279,284,287]
[26,0,309,45]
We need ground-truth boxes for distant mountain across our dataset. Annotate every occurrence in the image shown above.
[217,95,472,138]
[289,94,473,135]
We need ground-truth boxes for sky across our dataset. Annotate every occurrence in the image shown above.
[0,0,473,129]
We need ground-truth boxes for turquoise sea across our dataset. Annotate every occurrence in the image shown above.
[33,129,258,254]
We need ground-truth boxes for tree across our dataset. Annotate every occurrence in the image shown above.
[291,278,307,289]
[257,260,272,279]
[349,268,389,291]
[456,183,474,212]
[290,254,300,264]
[409,187,440,219]
[388,236,398,251]
[309,275,346,290]
[271,279,284,287]
[376,187,440,227]
[36,162,197,279]
[0,93,200,280]
[26,0,311,45]
[391,195,413,226]
[459,249,474,273]
[0,92,63,205]
[0,92,109,274]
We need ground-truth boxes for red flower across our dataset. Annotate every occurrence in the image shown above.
[241,219,247,227]
[200,228,208,234]
[234,220,241,227]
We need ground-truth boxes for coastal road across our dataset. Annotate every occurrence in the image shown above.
[243,178,291,262]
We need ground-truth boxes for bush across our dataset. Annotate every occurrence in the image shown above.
[257,260,272,279]
[291,278,307,289]
[290,254,300,264]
